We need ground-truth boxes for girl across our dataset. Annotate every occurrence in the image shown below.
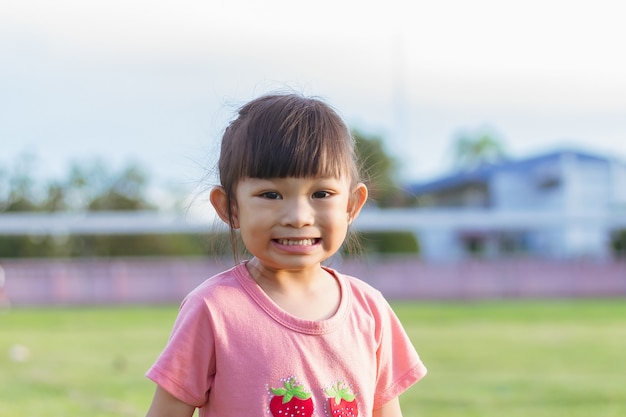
[145,93,427,417]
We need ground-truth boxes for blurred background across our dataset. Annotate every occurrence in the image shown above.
[2,0,626,198]
[1,1,626,416]
[1,0,625,300]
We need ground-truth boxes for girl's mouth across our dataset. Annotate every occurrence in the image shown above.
[274,238,319,246]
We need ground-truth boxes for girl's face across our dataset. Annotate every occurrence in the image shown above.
[219,176,367,273]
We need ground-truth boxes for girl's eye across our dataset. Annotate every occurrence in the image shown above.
[312,191,331,199]
[261,191,281,200]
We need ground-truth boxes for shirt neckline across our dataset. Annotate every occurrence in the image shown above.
[233,262,351,335]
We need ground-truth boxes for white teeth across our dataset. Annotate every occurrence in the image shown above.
[277,239,316,246]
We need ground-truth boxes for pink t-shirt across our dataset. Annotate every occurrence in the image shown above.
[146,263,427,417]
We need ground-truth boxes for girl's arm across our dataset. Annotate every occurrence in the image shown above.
[373,397,403,417]
[146,385,196,417]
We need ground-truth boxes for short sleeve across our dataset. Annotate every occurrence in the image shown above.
[373,300,427,409]
[146,294,216,407]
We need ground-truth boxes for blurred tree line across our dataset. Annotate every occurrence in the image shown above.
[0,131,421,258]
[0,154,154,213]
[0,154,212,258]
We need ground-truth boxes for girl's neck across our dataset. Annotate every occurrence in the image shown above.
[245,258,341,321]
[246,257,321,286]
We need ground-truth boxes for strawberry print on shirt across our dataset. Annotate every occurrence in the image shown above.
[325,381,358,417]
[269,377,314,417]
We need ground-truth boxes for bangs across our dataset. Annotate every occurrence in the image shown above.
[245,119,350,179]
[228,96,355,180]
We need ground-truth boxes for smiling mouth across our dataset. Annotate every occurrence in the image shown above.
[275,238,319,246]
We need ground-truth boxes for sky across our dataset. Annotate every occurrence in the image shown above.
[2,0,625,208]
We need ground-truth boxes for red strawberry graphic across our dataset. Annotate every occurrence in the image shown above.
[270,377,314,417]
[325,381,358,417]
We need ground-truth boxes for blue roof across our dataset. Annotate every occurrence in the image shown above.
[406,149,613,195]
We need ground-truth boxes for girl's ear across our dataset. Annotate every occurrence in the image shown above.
[348,182,368,224]
[210,186,240,229]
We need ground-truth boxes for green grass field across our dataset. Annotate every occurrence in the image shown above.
[1,299,625,416]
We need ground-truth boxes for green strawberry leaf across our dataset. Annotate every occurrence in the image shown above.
[294,390,312,400]
[326,381,356,404]
[271,377,312,403]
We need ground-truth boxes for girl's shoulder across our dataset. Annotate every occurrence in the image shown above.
[183,263,247,303]
[324,266,389,307]
[343,273,383,297]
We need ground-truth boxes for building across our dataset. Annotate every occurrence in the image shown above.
[405,149,626,261]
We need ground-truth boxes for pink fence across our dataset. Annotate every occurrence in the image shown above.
[1,257,625,306]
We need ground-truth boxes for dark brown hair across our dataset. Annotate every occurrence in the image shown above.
[216,93,363,255]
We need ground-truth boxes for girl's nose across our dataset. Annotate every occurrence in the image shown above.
[281,198,314,227]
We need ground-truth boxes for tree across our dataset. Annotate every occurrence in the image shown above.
[58,159,154,211]
[451,127,508,171]
[352,129,405,207]
[0,155,155,213]
[41,181,68,212]
[611,230,626,258]
[86,163,154,211]
[0,153,39,212]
